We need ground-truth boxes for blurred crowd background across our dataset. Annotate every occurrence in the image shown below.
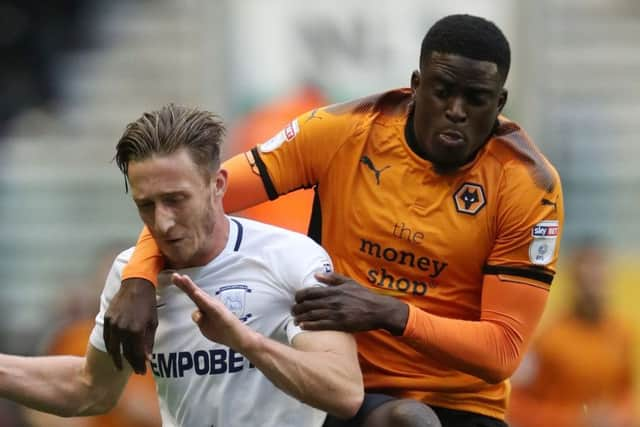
[0,0,638,426]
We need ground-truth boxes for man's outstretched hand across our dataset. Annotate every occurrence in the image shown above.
[104,278,158,374]
[291,272,409,336]
[171,273,258,352]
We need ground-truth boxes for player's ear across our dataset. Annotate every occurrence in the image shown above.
[410,70,420,94]
[497,89,508,114]
[214,168,227,198]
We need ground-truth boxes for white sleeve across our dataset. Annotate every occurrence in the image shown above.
[275,235,334,343]
[89,248,134,352]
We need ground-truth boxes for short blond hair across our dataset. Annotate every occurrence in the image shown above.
[115,104,226,180]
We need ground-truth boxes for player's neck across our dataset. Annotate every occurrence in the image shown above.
[204,213,231,263]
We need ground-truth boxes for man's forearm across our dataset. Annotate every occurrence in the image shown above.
[241,331,363,419]
[0,350,127,417]
[401,278,549,383]
[0,354,96,416]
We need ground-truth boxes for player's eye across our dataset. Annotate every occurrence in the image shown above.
[136,202,154,212]
[433,85,450,99]
[465,90,491,106]
[164,195,185,206]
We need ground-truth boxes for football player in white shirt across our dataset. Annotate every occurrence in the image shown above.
[0,105,364,427]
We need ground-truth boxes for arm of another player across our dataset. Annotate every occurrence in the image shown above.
[105,153,269,373]
[172,273,364,419]
[400,274,549,384]
[0,344,131,417]
[401,162,564,383]
[294,271,548,384]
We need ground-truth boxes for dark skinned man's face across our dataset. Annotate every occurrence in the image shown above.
[411,52,508,172]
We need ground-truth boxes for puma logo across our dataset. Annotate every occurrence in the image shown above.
[360,156,390,185]
[541,198,558,211]
[461,188,479,210]
[304,109,323,123]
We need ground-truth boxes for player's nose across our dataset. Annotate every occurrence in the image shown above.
[154,204,176,234]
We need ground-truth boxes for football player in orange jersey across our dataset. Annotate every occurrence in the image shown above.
[103,14,563,427]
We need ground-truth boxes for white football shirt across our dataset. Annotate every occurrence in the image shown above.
[90,216,334,427]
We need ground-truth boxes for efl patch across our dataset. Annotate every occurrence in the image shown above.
[528,220,559,265]
[453,182,486,215]
[259,119,300,153]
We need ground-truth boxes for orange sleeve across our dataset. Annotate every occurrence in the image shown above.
[121,152,271,286]
[121,226,164,285]
[487,142,564,283]
[223,151,270,212]
[252,106,356,196]
[402,274,549,384]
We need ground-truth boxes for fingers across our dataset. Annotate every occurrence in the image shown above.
[103,316,113,364]
[298,319,344,332]
[293,306,333,323]
[313,271,351,286]
[104,314,157,374]
[102,280,158,374]
[171,273,214,310]
[291,299,329,316]
[143,322,156,357]
[103,316,123,370]
[171,272,196,293]
[122,333,147,375]
[294,285,337,304]
[104,320,150,374]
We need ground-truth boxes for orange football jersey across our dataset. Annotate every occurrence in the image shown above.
[249,88,564,418]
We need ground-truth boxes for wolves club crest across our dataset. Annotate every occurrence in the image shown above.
[453,182,486,215]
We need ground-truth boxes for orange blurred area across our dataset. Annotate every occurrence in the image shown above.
[507,252,640,427]
[226,86,327,234]
[546,253,640,404]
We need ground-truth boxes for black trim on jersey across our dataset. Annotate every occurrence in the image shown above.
[250,147,279,200]
[230,218,243,251]
[483,265,554,284]
[404,110,428,160]
[307,186,322,245]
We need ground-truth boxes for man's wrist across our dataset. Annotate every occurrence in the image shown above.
[121,278,155,293]
[380,298,409,336]
[235,328,265,358]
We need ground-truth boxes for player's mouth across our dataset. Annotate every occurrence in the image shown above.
[164,237,185,245]
[437,129,465,147]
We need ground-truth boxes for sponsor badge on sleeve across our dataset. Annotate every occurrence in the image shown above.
[528,220,559,265]
[259,119,300,153]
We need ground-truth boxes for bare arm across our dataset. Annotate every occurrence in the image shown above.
[0,345,131,417]
[172,273,363,419]
[246,330,363,419]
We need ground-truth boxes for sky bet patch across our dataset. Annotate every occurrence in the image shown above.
[531,221,559,237]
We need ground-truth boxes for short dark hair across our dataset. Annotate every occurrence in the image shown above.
[419,14,511,82]
[115,104,226,180]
